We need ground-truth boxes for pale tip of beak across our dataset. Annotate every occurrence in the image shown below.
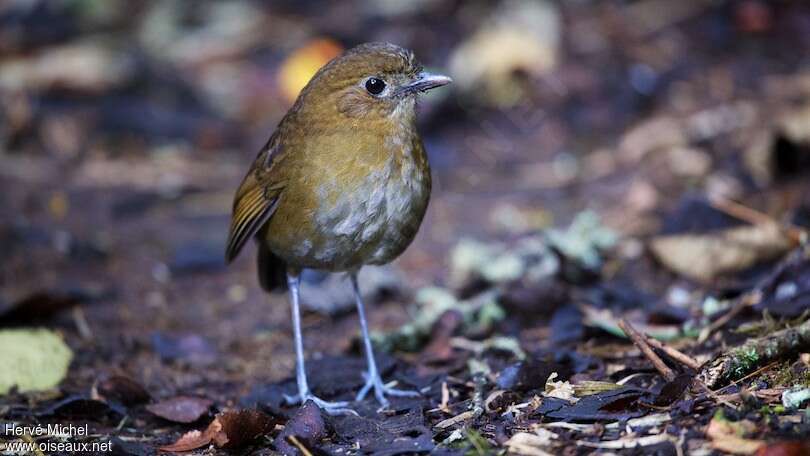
[419,72,453,88]
[403,72,453,94]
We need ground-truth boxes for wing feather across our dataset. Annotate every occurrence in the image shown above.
[225,141,285,263]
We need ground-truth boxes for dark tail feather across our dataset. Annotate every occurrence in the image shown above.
[257,243,288,292]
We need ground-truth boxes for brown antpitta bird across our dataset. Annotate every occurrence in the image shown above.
[225,42,451,414]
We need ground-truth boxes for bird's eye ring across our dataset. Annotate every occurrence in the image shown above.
[365,77,386,95]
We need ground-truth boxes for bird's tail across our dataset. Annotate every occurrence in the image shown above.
[257,243,289,292]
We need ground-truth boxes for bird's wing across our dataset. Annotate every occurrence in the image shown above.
[225,138,286,263]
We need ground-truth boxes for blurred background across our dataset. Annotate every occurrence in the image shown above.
[2,0,810,401]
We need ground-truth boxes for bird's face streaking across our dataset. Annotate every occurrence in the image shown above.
[301,43,451,121]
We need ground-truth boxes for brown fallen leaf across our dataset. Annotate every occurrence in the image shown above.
[159,428,216,453]
[649,223,793,282]
[706,412,765,455]
[448,0,559,107]
[146,396,213,423]
[159,409,279,453]
[215,409,279,449]
[274,401,325,455]
[756,441,810,456]
[434,410,477,430]
[619,116,686,164]
[96,374,150,406]
[505,430,558,456]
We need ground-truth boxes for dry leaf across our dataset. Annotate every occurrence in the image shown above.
[572,381,622,397]
[215,409,278,448]
[146,396,213,423]
[706,413,765,455]
[756,441,810,456]
[97,374,150,406]
[449,0,559,106]
[543,372,576,402]
[649,223,792,282]
[779,103,810,144]
[159,427,218,453]
[159,417,222,453]
[505,430,558,456]
[434,410,477,430]
[274,401,326,454]
[619,116,686,163]
[0,328,73,395]
[159,409,278,453]
[0,42,130,92]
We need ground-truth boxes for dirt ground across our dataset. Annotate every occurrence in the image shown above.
[2,1,810,455]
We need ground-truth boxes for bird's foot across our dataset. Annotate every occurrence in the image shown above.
[284,391,357,416]
[355,371,420,409]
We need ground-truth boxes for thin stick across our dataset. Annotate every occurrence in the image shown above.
[709,360,784,395]
[618,319,676,381]
[286,435,314,456]
[72,306,93,340]
[439,381,451,414]
[693,380,739,411]
[699,291,761,343]
[642,335,701,370]
[699,319,810,389]
[711,360,783,396]
[708,194,805,244]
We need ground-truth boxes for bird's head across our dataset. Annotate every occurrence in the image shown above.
[293,42,452,125]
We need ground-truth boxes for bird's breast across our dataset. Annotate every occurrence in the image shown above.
[264,118,431,271]
[309,144,430,269]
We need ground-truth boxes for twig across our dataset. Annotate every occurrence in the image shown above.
[700,244,810,343]
[470,371,486,417]
[711,360,783,394]
[708,194,805,244]
[641,335,702,370]
[698,318,810,389]
[699,291,761,343]
[434,410,477,430]
[714,386,786,404]
[576,433,677,449]
[286,435,313,456]
[692,379,739,411]
[114,415,129,432]
[439,381,451,414]
[618,319,676,381]
[72,306,93,341]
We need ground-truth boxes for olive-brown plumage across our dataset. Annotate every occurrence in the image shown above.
[225,43,451,413]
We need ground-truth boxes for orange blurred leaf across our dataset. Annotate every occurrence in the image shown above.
[278,39,343,102]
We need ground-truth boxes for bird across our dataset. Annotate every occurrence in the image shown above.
[225,42,451,414]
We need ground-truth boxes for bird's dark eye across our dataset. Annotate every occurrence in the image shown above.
[365,77,386,95]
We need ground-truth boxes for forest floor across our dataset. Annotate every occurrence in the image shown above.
[1,1,810,455]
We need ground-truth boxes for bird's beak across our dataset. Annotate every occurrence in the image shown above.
[401,72,452,95]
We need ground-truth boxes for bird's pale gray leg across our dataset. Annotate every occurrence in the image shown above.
[283,270,356,415]
[352,271,419,408]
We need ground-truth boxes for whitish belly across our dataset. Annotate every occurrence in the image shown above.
[303,157,429,270]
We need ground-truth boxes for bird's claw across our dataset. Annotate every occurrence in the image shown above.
[355,371,420,409]
[284,391,357,416]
